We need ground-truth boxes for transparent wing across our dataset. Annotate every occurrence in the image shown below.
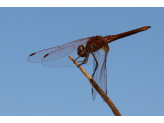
[27,37,91,67]
[92,49,108,100]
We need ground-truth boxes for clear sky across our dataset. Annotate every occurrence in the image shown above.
[0,7,164,116]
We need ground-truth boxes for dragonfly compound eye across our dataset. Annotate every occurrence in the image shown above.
[78,45,84,52]
[77,45,86,57]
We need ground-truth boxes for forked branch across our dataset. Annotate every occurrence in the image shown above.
[69,55,122,116]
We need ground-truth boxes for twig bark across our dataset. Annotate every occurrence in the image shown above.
[69,55,122,116]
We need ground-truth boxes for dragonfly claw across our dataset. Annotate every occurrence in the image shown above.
[77,64,81,68]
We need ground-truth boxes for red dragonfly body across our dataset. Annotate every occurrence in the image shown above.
[28,26,150,100]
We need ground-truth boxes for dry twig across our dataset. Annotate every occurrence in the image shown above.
[69,55,122,116]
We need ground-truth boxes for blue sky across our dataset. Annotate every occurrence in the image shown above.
[0,7,164,116]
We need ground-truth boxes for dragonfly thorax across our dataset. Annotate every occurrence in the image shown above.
[77,45,87,57]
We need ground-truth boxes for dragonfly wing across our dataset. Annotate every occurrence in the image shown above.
[27,46,60,63]
[27,37,90,67]
[99,51,108,102]
[92,49,108,100]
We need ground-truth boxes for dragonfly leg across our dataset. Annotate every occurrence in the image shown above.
[91,53,98,78]
[74,56,84,68]
[74,56,85,68]
[78,57,88,67]
[77,53,89,67]
[74,56,88,67]
[74,56,80,62]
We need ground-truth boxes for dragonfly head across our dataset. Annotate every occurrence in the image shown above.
[77,45,87,57]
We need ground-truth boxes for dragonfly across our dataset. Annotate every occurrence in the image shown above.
[27,26,151,100]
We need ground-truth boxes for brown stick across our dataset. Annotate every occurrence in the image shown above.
[69,55,122,116]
